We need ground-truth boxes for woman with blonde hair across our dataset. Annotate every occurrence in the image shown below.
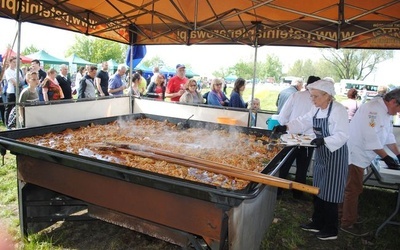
[179,78,203,104]
[40,68,64,101]
[207,78,229,106]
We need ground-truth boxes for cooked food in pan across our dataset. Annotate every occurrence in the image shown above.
[19,118,283,190]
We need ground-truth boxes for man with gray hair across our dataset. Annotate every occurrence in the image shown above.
[56,64,73,99]
[276,78,303,114]
[108,64,127,96]
[340,88,400,236]
[150,66,160,84]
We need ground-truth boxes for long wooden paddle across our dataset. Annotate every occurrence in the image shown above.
[90,142,319,195]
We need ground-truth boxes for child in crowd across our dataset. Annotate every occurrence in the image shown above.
[249,98,261,126]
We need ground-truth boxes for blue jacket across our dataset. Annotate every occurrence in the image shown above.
[229,90,247,108]
[207,90,229,106]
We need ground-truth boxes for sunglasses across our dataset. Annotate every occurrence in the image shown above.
[189,84,197,87]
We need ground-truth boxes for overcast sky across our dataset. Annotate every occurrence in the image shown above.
[1,18,399,84]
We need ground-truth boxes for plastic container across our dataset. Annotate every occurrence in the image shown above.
[266,114,280,130]
[217,117,238,125]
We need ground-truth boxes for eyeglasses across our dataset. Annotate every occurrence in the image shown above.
[215,83,222,86]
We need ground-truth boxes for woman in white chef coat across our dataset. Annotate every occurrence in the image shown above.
[273,79,349,241]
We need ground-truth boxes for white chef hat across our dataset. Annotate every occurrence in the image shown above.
[307,79,336,96]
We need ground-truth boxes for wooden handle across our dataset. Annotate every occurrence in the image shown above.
[114,147,293,190]
[104,141,319,195]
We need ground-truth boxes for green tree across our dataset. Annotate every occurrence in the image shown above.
[65,35,127,63]
[231,60,254,80]
[142,56,166,68]
[21,45,39,56]
[259,54,283,82]
[321,48,393,80]
[313,58,337,81]
[287,59,316,79]
[212,66,233,78]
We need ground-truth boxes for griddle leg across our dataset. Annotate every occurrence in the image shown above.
[186,235,208,250]
[18,180,29,237]
[375,184,400,237]
[0,145,6,166]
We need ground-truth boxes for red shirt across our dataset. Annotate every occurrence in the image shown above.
[166,75,187,102]
[155,85,164,100]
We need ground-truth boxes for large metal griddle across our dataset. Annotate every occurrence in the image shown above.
[0,113,294,250]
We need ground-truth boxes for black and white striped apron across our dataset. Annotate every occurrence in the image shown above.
[313,101,348,203]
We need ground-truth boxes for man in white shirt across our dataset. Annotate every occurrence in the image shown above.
[278,75,320,199]
[150,66,160,84]
[4,56,22,128]
[340,88,400,236]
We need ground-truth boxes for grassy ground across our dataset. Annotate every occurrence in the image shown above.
[263,182,400,249]
[1,153,400,249]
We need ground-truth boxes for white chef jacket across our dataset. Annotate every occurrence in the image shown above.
[348,98,396,168]
[287,101,349,152]
[278,90,314,134]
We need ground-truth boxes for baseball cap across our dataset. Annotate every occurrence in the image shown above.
[176,64,185,69]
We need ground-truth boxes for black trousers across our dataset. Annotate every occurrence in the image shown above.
[4,93,15,127]
[279,146,314,196]
[312,196,339,234]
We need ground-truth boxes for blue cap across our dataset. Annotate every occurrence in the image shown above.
[176,64,185,69]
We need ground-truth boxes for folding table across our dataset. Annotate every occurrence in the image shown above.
[369,158,400,237]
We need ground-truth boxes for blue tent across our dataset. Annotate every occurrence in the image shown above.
[26,50,68,65]
[224,75,238,81]
[66,53,94,66]
[160,66,175,77]
[135,64,152,74]
[107,59,122,73]
[134,64,153,79]
[186,69,200,78]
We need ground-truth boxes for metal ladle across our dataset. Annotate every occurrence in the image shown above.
[177,114,194,130]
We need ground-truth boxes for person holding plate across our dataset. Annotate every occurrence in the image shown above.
[273,79,349,241]
[277,75,320,199]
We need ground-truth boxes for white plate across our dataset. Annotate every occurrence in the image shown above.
[280,134,316,147]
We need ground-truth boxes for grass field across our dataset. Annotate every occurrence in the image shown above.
[0,86,397,249]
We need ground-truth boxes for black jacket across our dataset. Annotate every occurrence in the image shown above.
[56,75,73,99]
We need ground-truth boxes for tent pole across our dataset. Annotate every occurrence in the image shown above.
[15,20,22,129]
[129,45,133,113]
[249,22,260,127]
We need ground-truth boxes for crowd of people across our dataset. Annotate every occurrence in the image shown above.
[273,76,399,241]
[0,58,261,129]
